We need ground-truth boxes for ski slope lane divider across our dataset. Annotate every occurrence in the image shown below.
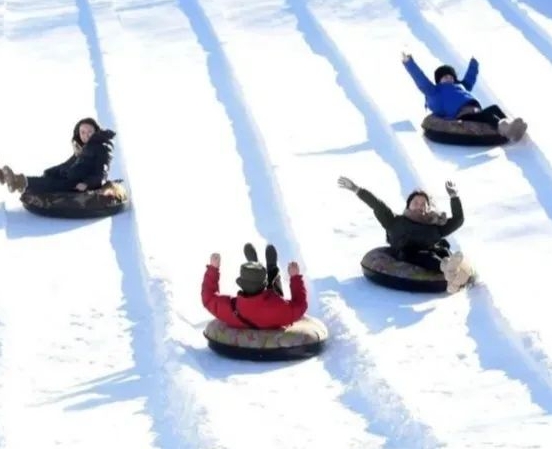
[486,0,552,67]
[176,0,297,266]
[75,1,191,447]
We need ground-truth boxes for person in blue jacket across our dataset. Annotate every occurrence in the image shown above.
[402,52,527,142]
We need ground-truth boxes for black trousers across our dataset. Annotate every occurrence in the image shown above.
[267,265,284,296]
[399,247,452,272]
[457,104,507,129]
[26,176,78,194]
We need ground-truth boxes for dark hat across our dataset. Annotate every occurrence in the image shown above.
[72,117,101,146]
[434,65,458,84]
[236,262,267,295]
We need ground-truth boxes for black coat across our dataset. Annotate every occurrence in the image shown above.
[357,188,464,251]
[43,129,115,189]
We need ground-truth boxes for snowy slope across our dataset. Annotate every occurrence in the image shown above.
[0,1,160,447]
[0,0,552,448]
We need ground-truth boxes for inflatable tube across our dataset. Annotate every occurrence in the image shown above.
[361,246,447,293]
[20,180,129,219]
[422,114,509,146]
[204,315,328,361]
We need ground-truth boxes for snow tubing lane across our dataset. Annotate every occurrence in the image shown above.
[20,180,129,219]
[361,246,447,293]
[422,114,509,146]
[204,316,328,361]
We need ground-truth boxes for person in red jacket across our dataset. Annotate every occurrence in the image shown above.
[201,243,308,329]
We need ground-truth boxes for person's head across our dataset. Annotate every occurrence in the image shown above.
[236,262,268,296]
[434,64,458,84]
[72,117,101,146]
[406,190,430,213]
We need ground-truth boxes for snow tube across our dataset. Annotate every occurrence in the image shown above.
[422,114,508,146]
[20,180,129,219]
[204,315,328,361]
[361,246,447,293]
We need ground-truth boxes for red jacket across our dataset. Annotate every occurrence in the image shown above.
[201,265,308,329]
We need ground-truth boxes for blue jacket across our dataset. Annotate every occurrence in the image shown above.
[403,57,480,119]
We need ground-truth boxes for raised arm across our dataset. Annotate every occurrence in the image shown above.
[338,176,395,229]
[402,53,436,96]
[461,57,479,91]
[275,262,308,327]
[201,254,232,317]
[439,181,464,236]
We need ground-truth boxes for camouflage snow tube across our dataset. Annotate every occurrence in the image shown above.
[422,114,508,146]
[20,180,129,219]
[204,315,329,361]
[361,246,447,293]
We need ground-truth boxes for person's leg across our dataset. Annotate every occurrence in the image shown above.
[400,249,443,272]
[457,110,501,128]
[482,105,507,119]
[435,246,452,259]
[265,244,284,296]
[3,166,78,194]
[459,106,527,141]
[25,176,76,194]
[243,242,258,262]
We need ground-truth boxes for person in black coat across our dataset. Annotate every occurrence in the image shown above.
[338,175,464,273]
[1,117,115,194]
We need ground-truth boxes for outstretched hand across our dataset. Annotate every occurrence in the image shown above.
[288,261,300,277]
[210,253,221,268]
[338,176,359,192]
[401,51,411,63]
[445,180,458,197]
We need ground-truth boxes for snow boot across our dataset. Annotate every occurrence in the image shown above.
[498,119,514,139]
[2,166,27,193]
[440,251,474,294]
[498,118,527,142]
[265,244,278,269]
[265,244,283,296]
[243,243,258,262]
[509,118,528,142]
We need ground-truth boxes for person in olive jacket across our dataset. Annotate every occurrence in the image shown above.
[338,176,464,273]
[0,117,114,194]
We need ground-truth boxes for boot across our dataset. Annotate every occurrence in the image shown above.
[0,168,4,185]
[509,118,527,142]
[439,252,460,276]
[243,243,258,262]
[447,251,464,272]
[2,166,16,192]
[498,118,527,142]
[265,244,278,269]
[265,244,283,296]
[441,251,474,293]
[2,166,27,193]
[498,118,514,139]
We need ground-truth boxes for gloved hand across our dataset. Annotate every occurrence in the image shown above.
[338,176,359,193]
[445,180,458,197]
[209,253,221,268]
